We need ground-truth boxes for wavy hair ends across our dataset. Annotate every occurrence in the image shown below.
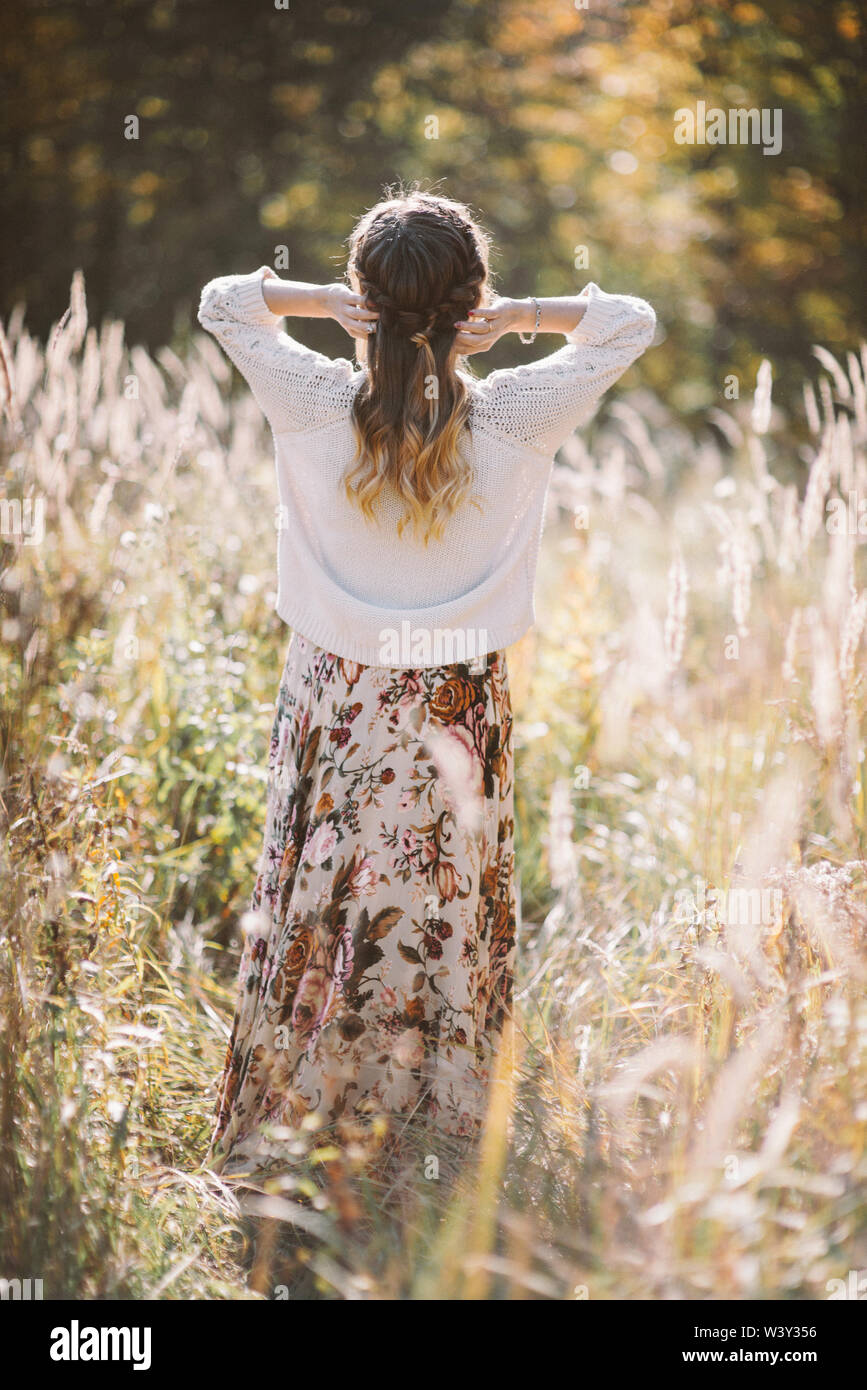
[344,188,491,544]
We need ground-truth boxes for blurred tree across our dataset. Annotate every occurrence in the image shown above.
[0,0,464,342]
[1,0,864,416]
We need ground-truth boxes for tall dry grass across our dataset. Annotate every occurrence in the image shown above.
[0,276,865,1298]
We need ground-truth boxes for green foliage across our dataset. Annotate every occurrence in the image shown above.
[2,0,865,417]
[2,275,866,1297]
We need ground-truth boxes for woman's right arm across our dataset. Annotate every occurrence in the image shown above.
[455,293,589,347]
[462,283,657,457]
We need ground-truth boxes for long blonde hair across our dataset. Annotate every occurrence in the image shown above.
[345,187,491,543]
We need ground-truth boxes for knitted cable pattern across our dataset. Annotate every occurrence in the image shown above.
[197,267,657,666]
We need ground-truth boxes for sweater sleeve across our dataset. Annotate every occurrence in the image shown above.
[469,282,657,457]
[197,266,360,432]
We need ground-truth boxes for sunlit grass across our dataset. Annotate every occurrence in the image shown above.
[1,278,865,1298]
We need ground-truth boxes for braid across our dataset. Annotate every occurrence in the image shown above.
[359,285,437,342]
[359,224,486,348]
[344,188,492,542]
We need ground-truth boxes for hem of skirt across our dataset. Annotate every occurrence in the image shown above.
[272,601,532,667]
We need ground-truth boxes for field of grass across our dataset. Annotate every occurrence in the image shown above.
[1,277,865,1300]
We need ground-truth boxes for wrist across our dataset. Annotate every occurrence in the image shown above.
[316,282,348,320]
[509,297,538,333]
[260,275,330,318]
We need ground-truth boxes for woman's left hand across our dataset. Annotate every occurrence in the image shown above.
[321,282,380,339]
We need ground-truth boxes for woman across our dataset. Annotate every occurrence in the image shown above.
[198,188,656,1177]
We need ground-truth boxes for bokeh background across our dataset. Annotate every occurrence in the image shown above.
[1,0,866,1304]
[2,0,866,414]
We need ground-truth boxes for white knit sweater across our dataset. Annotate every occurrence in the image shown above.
[198,266,656,666]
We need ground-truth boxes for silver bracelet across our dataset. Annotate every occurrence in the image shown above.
[518,297,542,344]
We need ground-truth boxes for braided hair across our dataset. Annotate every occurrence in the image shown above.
[344,189,491,544]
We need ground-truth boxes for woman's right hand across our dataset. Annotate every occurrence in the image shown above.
[453,297,523,355]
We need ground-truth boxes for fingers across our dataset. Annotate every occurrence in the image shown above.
[338,292,378,337]
[345,293,378,319]
[343,299,379,338]
[343,300,499,345]
[454,310,495,335]
[454,331,490,355]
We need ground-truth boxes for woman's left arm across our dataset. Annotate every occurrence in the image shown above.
[260,270,378,339]
[197,266,373,430]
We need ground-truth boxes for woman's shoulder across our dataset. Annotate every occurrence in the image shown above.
[457,354,576,399]
[456,364,559,454]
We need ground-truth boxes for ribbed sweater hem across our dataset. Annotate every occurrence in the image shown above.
[273,597,533,668]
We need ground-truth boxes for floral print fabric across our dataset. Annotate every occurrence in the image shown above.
[209,633,517,1177]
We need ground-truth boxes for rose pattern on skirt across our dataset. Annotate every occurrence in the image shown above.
[208,633,517,1177]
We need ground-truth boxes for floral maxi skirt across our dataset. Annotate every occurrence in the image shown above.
[209,633,517,1177]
